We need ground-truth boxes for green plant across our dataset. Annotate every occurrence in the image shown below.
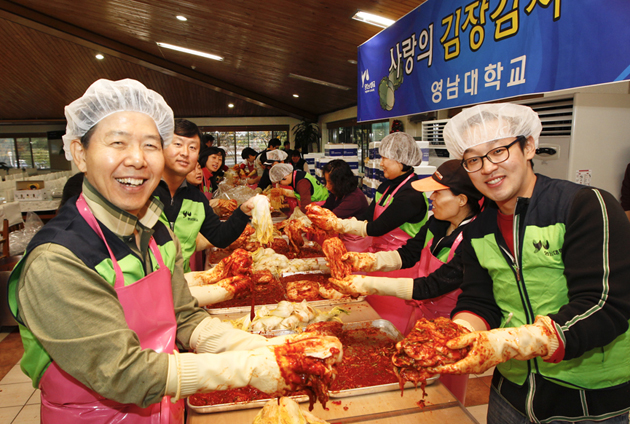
[292,120,320,153]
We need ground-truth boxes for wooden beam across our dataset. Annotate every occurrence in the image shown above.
[0,0,317,121]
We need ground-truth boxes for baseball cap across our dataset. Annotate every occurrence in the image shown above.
[412,160,482,201]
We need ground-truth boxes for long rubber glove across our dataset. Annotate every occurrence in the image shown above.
[190,317,291,354]
[187,277,249,306]
[166,333,343,401]
[329,275,413,300]
[428,315,561,375]
[342,250,402,272]
[334,217,368,237]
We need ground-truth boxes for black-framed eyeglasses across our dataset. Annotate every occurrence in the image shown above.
[461,136,526,173]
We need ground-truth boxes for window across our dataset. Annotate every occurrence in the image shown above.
[0,136,50,169]
[327,121,388,173]
[200,126,289,167]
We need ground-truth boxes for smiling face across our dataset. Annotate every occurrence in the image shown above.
[205,154,222,173]
[186,162,203,186]
[163,134,200,177]
[380,156,404,180]
[463,136,536,214]
[71,111,164,216]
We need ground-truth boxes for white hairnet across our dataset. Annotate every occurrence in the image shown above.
[378,132,422,166]
[443,103,542,159]
[265,149,288,164]
[62,79,174,160]
[270,163,294,183]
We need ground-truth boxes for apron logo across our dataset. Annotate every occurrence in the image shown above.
[533,240,561,256]
[182,211,191,218]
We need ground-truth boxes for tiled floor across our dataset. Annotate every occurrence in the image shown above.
[0,326,492,423]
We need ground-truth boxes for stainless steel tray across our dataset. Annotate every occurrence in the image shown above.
[187,319,437,414]
[327,319,438,398]
[188,393,309,414]
[206,270,364,315]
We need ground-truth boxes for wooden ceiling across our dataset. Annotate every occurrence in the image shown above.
[0,0,427,123]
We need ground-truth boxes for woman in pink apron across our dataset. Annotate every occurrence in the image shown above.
[315,133,429,329]
[329,160,483,402]
[9,79,336,424]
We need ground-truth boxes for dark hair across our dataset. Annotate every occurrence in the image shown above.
[268,138,281,148]
[80,124,98,149]
[450,187,481,216]
[199,146,222,168]
[284,140,290,147]
[205,134,215,142]
[241,147,258,160]
[290,150,301,158]
[323,159,357,197]
[174,119,201,140]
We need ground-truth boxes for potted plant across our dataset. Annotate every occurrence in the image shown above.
[292,120,320,153]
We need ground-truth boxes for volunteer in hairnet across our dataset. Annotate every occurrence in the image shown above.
[7,79,340,423]
[427,103,630,424]
[269,161,329,210]
[315,132,429,331]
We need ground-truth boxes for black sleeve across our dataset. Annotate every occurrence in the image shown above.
[450,236,503,328]
[357,198,376,222]
[550,188,630,360]
[620,163,630,210]
[365,189,428,237]
[410,253,464,301]
[398,224,429,269]
[198,198,250,248]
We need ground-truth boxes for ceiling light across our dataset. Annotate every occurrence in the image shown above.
[176,15,187,21]
[95,54,104,60]
[293,94,299,98]
[289,73,350,91]
[348,59,357,65]
[156,42,223,61]
[228,103,234,108]
[351,11,395,28]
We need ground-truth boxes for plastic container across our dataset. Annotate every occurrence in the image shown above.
[416,141,430,165]
[324,144,344,157]
[343,143,358,157]
[368,141,381,160]
[345,155,359,170]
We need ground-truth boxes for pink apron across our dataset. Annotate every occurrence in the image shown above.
[404,231,468,403]
[39,194,185,424]
[364,174,422,332]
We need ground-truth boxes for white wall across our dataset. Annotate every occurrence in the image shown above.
[570,92,630,199]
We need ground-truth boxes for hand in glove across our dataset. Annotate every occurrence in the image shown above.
[428,316,561,375]
[217,199,238,212]
[271,187,295,198]
[329,275,413,300]
[336,217,368,237]
[167,332,343,402]
[342,250,402,272]
[188,276,252,306]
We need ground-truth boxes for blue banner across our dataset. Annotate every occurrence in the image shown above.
[357,0,630,122]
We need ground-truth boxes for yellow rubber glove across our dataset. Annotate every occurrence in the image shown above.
[428,315,561,375]
[336,217,368,237]
[166,332,343,401]
[342,250,402,272]
[187,277,250,306]
[329,275,413,299]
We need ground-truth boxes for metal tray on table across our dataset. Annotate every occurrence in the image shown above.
[328,319,438,399]
[205,269,364,315]
[186,319,437,414]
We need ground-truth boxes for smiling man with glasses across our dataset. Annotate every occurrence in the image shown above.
[425,103,630,424]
